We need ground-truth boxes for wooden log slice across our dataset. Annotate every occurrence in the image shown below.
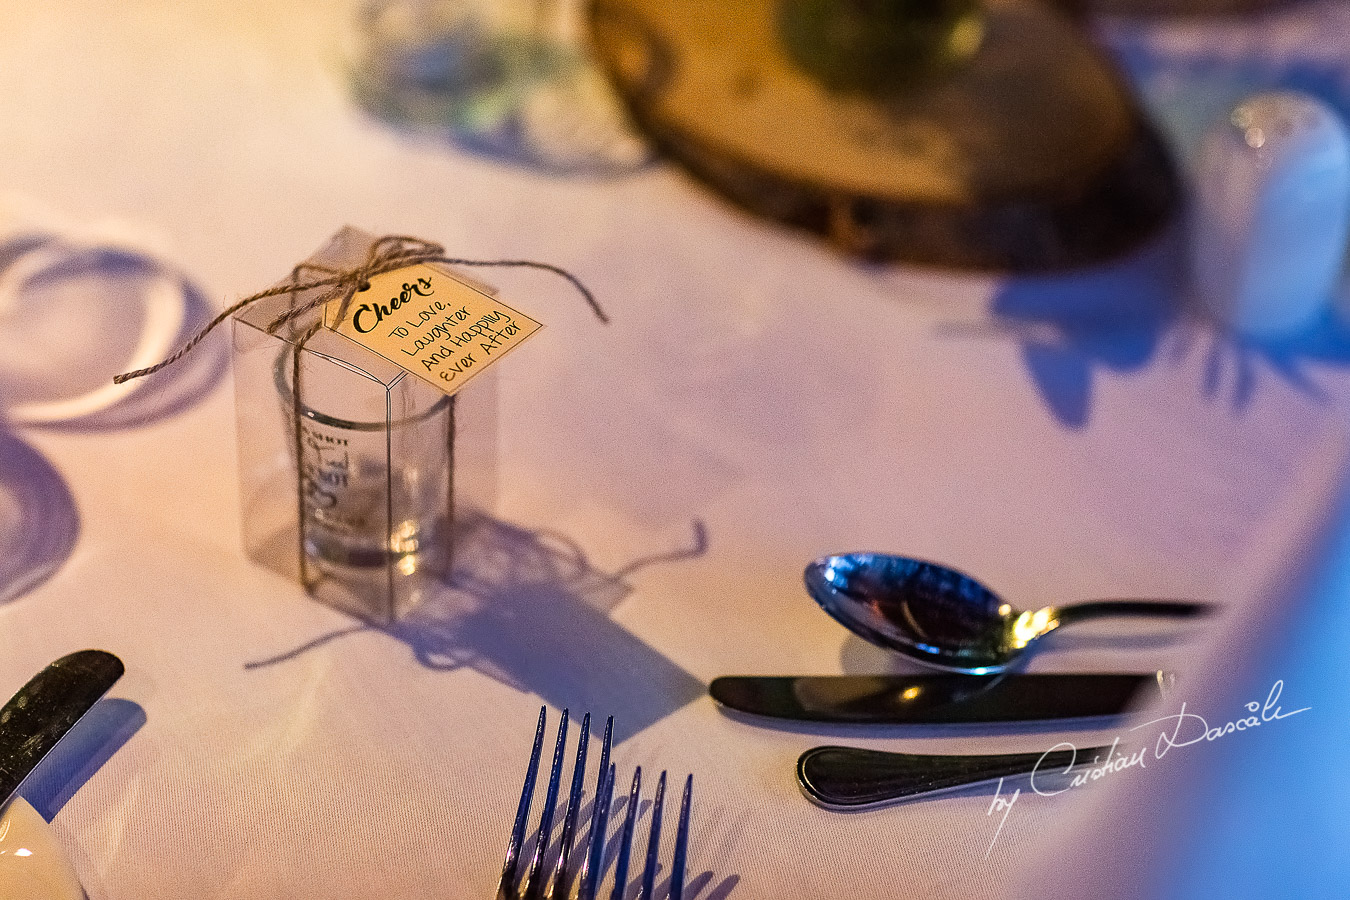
[588,0,1180,271]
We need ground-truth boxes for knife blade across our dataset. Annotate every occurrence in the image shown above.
[0,650,125,807]
[709,672,1167,724]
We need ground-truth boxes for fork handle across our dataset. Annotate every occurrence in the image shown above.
[797,745,1108,811]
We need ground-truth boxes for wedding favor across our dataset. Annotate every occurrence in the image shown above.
[232,228,544,623]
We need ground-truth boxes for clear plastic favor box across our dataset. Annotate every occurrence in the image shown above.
[232,227,496,623]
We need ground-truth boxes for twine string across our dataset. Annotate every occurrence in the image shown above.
[112,234,607,385]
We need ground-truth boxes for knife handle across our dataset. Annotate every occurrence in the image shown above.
[797,744,1108,810]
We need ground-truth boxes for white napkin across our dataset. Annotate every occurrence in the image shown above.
[1002,425,1350,898]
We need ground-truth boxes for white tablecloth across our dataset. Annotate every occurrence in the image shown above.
[2,2,1349,897]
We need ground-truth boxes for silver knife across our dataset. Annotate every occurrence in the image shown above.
[710,672,1168,724]
[0,650,125,807]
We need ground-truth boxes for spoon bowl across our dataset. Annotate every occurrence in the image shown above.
[805,553,1210,674]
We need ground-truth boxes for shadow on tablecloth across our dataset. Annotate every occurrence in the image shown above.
[987,232,1180,428]
[512,785,741,900]
[17,697,145,822]
[0,236,220,604]
[0,429,79,606]
[247,512,708,745]
[946,224,1350,428]
[0,234,226,433]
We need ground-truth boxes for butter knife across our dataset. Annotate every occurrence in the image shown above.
[710,672,1167,724]
[0,650,125,808]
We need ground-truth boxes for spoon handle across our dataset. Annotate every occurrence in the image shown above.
[797,744,1110,810]
[1052,600,1213,626]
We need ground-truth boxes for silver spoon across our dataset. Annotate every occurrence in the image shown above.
[805,553,1211,675]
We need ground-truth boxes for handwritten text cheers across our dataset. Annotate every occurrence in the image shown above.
[327,265,543,396]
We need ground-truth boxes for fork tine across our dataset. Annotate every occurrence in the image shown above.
[574,716,615,895]
[578,763,616,900]
[668,775,693,900]
[506,711,692,900]
[608,767,642,900]
[521,709,570,900]
[636,771,666,900]
[596,716,614,787]
[545,712,591,900]
[499,707,547,899]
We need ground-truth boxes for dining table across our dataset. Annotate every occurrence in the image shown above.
[1,1,1348,898]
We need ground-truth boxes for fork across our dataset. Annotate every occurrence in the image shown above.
[497,707,693,900]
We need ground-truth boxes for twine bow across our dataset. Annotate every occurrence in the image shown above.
[114,234,606,385]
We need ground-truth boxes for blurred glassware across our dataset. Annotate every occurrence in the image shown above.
[0,431,78,606]
[0,227,187,426]
[344,0,652,174]
[269,348,454,620]
[346,0,528,129]
[1190,92,1350,338]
